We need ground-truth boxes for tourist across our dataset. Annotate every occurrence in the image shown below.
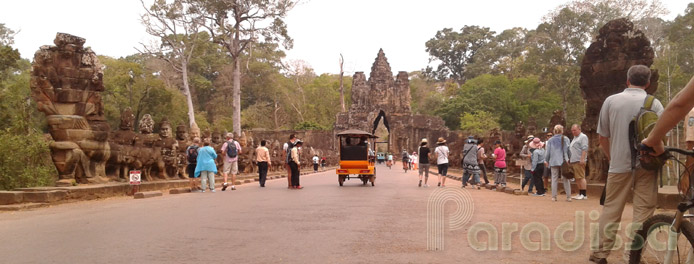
[519,135,535,193]
[530,138,546,196]
[221,133,242,191]
[544,125,571,202]
[543,130,553,191]
[312,154,320,172]
[195,138,218,193]
[462,136,481,189]
[186,137,201,191]
[411,152,418,170]
[569,124,589,200]
[477,139,489,184]
[434,137,449,187]
[401,149,410,170]
[289,140,304,189]
[387,152,393,168]
[321,157,326,168]
[255,140,271,187]
[590,65,664,264]
[417,138,431,187]
[283,134,297,188]
[491,140,507,187]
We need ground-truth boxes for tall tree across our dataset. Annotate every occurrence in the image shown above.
[139,0,203,128]
[192,0,296,136]
[424,25,495,83]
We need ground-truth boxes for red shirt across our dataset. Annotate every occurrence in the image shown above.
[494,147,506,168]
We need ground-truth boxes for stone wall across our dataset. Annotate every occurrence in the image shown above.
[579,19,659,182]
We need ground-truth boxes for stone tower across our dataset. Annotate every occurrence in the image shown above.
[335,49,459,161]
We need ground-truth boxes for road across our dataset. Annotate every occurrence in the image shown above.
[1,164,639,263]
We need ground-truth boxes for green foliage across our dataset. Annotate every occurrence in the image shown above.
[294,121,325,130]
[424,26,495,83]
[0,132,56,190]
[101,55,188,131]
[460,111,500,137]
[0,35,56,189]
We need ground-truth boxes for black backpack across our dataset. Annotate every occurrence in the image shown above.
[186,145,199,163]
[226,140,238,158]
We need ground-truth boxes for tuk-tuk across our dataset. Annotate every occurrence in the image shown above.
[335,129,377,186]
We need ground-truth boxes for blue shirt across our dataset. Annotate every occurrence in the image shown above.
[544,135,570,167]
[195,146,218,177]
[531,148,545,171]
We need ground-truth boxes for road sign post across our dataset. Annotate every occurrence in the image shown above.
[129,170,141,195]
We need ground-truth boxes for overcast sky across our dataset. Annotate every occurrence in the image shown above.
[1,0,691,75]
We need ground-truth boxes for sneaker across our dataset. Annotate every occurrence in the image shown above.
[588,255,607,264]
[566,198,572,202]
[477,185,481,190]
[461,185,466,188]
[418,180,422,187]
[211,189,216,193]
[222,182,228,191]
[531,193,545,197]
[201,190,206,193]
[552,197,557,202]
[423,184,429,187]
[572,194,583,200]
[438,182,441,187]
[231,186,236,190]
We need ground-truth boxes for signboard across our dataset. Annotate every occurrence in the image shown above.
[129,170,141,185]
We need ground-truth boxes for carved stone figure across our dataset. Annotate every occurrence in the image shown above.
[154,118,179,179]
[580,18,658,181]
[134,114,163,181]
[30,33,111,186]
[107,108,138,180]
[175,124,189,179]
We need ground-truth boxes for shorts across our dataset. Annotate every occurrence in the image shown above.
[187,164,197,178]
[223,160,239,174]
[571,162,586,180]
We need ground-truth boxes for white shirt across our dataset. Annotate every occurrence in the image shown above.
[597,88,663,173]
[312,156,319,164]
[435,145,449,165]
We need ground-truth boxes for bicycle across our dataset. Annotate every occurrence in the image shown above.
[629,146,694,264]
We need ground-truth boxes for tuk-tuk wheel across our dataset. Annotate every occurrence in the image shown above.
[338,175,345,186]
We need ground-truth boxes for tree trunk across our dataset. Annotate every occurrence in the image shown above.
[339,54,345,112]
[233,51,242,136]
[181,61,197,128]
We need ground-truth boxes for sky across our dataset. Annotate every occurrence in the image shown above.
[1,0,692,75]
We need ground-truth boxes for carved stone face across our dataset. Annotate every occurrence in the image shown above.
[159,123,172,138]
[189,126,201,140]
[120,108,134,131]
[139,114,154,134]
[211,132,222,144]
[176,125,187,140]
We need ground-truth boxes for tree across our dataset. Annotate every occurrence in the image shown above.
[192,0,297,136]
[668,3,694,74]
[460,111,500,137]
[139,0,203,128]
[424,25,495,83]
[523,8,595,124]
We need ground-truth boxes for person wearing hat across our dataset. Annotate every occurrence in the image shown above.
[530,137,546,196]
[477,139,489,184]
[520,135,536,193]
[491,140,507,187]
[288,140,303,189]
[417,138,431,187]
[462,136,481,189]
[434,137,450,187]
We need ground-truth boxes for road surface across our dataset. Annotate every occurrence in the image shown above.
[1,164,639,263]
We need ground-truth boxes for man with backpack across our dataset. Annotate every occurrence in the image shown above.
[221,133,242,191]
[590,65,664,264]
[283,134,298,188]
[186,137,201,191]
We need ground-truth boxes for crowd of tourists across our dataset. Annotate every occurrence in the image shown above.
[184,133,316,192]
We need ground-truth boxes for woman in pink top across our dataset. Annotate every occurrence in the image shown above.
[491,140,507,187]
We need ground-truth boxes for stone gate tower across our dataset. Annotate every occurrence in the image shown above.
[335,49,460,160]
